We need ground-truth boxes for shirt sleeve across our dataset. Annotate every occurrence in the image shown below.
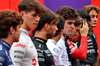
[67,36,87,60]
[0,51,6,66]
[10,42,26,66]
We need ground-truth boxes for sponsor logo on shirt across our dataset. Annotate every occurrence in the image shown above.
[14,55,23,59]
[8,65,13,66]
[14,50,24,54]
[0,62,2,65]
[14,43,26,48]
[0,56,5,62]
[53,48,59,53]
[5,51,8,56]
[44,50,50,53]
[0,45,2,50]
[32,58,36,65]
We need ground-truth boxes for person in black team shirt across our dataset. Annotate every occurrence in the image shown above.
[31,9,59,66]
[80,5,100,66]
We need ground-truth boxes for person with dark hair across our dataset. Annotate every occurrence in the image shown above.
[46,16,65,66]
[77,5,100,66]
[0,9,23,66]
[56,6,78,66]
[10,0,46,66]
[31,9,59,66]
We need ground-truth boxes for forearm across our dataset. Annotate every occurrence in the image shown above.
[67,36,87,60]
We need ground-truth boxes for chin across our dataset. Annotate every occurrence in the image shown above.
[71,34,81,42]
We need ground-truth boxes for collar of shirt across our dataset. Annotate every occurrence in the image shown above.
[61,36,65,41]
[20,28,30,35]
[0,40,11,50]
[48,39,56,45]
[34,37,47,44]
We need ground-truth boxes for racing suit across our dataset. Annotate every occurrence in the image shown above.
[0,40,13,66]
[10,28,39,66]
[46,39,63,66]
[32,37,55,66]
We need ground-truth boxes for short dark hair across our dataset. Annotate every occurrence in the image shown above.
[54,16,65,36]
[77,9,91,22]
[82,5,100,14]
[0,9,23,38]
[18,0,46,14]
[35,9,59,31]
[56,6,78,20]
[74,16,83,27]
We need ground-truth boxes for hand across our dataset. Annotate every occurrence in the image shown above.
[80,20,89,36]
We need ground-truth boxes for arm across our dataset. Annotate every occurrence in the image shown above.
[67,36,87,60]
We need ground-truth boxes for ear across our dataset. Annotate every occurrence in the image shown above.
[20,11,25,17]
[44,23,49,30]
[10,26,14,34]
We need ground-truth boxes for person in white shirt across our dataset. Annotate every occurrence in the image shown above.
[10,0,46,66]
[56,6,79,66]
[46,16,65,66]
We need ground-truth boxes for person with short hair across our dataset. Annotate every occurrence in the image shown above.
[46,16,65,66]
[10,0,46,66]
[78,5,100,66]
[67,9,90,66]
[0,9,23,66]
[56,6,78,66]
[31,9,59,66]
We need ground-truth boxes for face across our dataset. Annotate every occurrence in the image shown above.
[63,19,75,36]
[47,22,58,39]
[89,9,98,28]
[70,24,82,42]
[13,24,22,42]
[22,10,40,31]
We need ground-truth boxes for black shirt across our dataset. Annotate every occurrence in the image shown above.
[32,37,55,66]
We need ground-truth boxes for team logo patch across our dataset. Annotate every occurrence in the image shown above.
[44,50,50,53]
[53,48,59,53]
[14,43,26,48]
[32,58,36,65]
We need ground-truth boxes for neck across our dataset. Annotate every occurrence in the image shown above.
[63,34,66,38]
[21,24,30,31]
[34,31,47,40]
[52,35,60,43]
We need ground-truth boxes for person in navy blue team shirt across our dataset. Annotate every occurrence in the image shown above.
[0,9,23,66]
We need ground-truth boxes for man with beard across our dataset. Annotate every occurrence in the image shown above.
[66,9,90,66]
[31,9,59,66]
[79,5,100,66]
[46,16,65,66]
[55,6,78,66]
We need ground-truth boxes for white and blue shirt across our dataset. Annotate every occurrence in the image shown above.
[46,39,63,66]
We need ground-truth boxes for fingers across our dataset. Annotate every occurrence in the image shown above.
[82,20,88,27]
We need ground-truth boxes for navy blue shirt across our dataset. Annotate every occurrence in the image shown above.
[0,40,13,66]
